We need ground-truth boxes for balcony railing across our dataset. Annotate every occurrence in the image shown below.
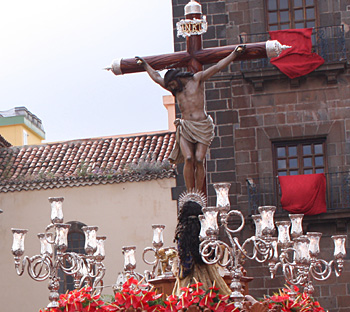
[246,172,350,215]
[239,25,347,71]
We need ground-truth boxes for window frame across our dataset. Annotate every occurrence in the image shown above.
[59,221,86,293]
[265,0,318,31]
[23,129,28,145]
[272,137,327,177]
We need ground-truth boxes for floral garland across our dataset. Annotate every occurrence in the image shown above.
[39,278,325,312]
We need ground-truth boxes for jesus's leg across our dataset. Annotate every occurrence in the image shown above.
[179,136,196,190]
[194,143,208,191]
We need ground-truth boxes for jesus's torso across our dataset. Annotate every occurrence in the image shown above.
[176,78,207,121]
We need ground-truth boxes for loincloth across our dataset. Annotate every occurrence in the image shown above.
[169,115,215,164]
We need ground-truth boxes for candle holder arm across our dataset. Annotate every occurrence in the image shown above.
[237,236,273,263]
[142,247,161,278]
[199,239,229,266]
[92,263,105,293]
[14,254,52,282]
[309,258,334,280]
[57,252,81,276]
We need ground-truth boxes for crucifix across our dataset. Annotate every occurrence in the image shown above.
[106,0,290,193]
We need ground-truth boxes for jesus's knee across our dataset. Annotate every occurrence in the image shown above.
[184,155,194,165]
[195,155,205,165]
[195,146,208,165]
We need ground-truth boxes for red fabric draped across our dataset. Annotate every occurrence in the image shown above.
[278,173,327,215]
[269,28,324,79]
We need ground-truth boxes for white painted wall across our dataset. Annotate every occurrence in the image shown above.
[0,178,177,311]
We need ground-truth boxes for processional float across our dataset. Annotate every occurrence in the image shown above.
[114,184,347,309]
[10,1,346,311]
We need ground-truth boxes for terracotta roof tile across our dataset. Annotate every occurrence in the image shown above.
[0,131,176,193]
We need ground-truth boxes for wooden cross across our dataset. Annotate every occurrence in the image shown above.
[108,0,287,76]
[107,0,289,194]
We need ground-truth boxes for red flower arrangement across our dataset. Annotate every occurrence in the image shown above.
[263,285,325,312]
[39,278,325,312]
[39,286,104,312]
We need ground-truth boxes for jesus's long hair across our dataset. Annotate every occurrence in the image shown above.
[174,200,204,268]
[164,69,194,96]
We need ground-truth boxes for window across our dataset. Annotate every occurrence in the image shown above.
[23,130,28,145]
[59,221,86,293]
[273,138,326,176]
[266,0,317,31]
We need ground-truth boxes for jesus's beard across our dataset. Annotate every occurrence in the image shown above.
[170,78,183,97]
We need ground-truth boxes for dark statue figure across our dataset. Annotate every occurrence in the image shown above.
[172,192,231,295]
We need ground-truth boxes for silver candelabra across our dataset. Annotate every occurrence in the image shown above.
[199,183,347,308]
[114,224,176,291]
[11,197,106,308]
[142,224,177,279]
[268,213,346,296]
[114,245,139,292]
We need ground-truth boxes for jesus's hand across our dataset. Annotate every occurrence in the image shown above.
[234,45,246,55]
[135,56,146,66]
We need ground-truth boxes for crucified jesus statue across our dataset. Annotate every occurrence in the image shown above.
[106,0,290,193]
[136,45,245,192]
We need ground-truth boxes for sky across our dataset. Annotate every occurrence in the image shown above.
[0,0,174,143]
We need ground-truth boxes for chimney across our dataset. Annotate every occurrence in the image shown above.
[163,95,176,132]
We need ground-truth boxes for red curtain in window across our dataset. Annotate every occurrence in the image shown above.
[278,173,327,215]
[269,28,324,79]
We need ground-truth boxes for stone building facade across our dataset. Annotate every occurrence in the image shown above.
[171,1,350,311]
